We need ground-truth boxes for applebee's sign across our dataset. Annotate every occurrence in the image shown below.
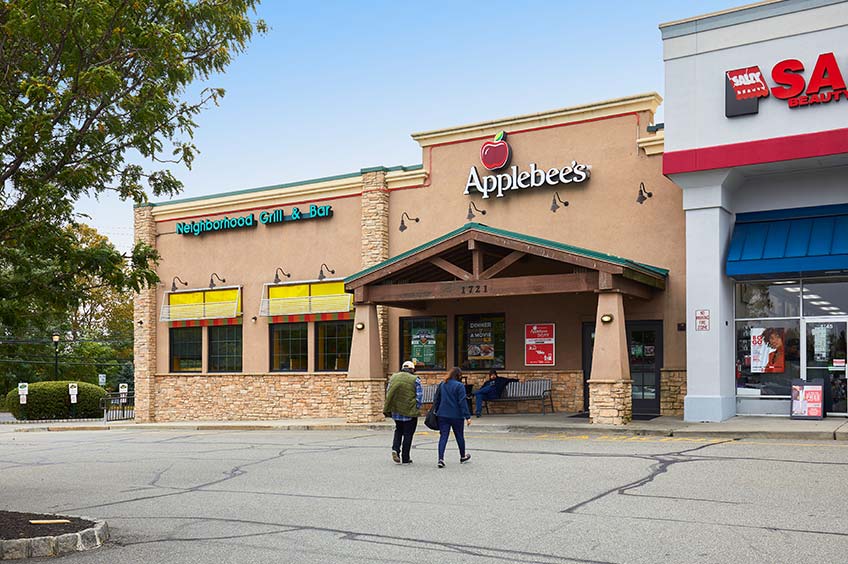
[465,131,590,199]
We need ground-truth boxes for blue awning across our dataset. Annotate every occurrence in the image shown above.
[727,204,848,278]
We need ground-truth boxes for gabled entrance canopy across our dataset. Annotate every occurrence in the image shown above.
[345,223,667,306]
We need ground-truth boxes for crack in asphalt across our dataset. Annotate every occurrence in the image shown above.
[110,515,619,564]
[561,440,736,513]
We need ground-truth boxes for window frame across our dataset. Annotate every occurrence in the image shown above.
[269,322,309,372]
[455,313,506,371]
[399,316,448,371]
[169,326,202,373]
[314,320,354,372]
[207,324,243,373]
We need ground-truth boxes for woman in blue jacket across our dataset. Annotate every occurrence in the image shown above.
[433,367,472,468]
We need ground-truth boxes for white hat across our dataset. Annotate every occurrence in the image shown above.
[402,360,416,370]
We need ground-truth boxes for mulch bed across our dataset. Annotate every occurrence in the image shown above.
[0,510,94,540]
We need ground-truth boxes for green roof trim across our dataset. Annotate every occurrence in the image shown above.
[141,164,423,208]
[345,223,669,284]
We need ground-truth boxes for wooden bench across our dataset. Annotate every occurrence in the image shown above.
[421,384,438,405]
[483,379,554,415]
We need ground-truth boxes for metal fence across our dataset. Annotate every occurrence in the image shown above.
[100,392,134,422]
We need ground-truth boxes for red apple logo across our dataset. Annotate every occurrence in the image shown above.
[480,130,510,171]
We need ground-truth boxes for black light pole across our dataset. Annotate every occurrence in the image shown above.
[52,333,60,380]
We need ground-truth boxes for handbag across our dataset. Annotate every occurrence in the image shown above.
[424,409,439,430]
[424,384,441,430]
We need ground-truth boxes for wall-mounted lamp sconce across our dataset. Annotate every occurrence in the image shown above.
[600,313,614,324]
[209,272,226,288]
[399,212,419,232]
[636,182,653,205]
[467,202,486,221]
[251,316,258,323]
[171,276,188,292]
[550,192,569,213]
[273,267,291,284]
[355,322,366,331]
[318,263,335,281]
[137,320,144,326]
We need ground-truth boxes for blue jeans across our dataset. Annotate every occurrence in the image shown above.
[474,389,498,416]
[437,417,466,460]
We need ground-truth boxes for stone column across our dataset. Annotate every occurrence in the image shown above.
[346,304,386,423]
[133,205,158,422]
[588,291,632,425]
[359,167,390,372]
[672,169,738,422]
[348,168,391,423]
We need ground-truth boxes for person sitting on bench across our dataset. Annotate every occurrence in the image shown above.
[473,369,518,417]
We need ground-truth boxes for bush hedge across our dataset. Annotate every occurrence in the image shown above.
[5,381,107,420]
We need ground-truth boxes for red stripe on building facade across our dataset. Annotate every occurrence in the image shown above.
[663,127,848,175]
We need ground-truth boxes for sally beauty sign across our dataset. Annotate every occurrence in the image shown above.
[464,131,591,199]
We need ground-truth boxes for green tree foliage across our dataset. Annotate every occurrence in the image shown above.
[0,0,265,332]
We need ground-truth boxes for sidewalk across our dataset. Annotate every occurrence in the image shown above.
[4,413,848,441]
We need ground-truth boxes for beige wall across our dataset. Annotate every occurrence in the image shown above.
[388,110,685,372]
[139,95,685,420]
[153,195,362,375]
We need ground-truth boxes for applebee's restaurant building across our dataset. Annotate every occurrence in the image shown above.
[662,0,848,421]
[133,93,682,424]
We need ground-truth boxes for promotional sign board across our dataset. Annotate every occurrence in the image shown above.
[791,379,824,420]
[410,328,436,366]
[525,324,555,366]
[750,328,785,374]
[467,321,494,361]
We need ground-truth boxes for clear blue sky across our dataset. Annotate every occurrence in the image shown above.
[77,0,744,252]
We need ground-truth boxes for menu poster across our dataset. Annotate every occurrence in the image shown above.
[467,321,494,361]
[411,328,436,366]
[790,378,824,420]
[525,323,555,366]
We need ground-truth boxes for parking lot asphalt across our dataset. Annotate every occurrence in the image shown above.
[2,429,847,564]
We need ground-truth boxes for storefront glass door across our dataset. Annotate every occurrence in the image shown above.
[582,321,663,415]
[804,319,847,415]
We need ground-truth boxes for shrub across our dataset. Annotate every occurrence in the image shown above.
[4,381,107,420]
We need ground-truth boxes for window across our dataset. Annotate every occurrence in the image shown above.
[400,317,447,370]
[456,314,505,370]
[170,327,202,373]
[270,323,308,371]
[208,325,243,373]
[315,320,353,371]
[735,281,801,319]
[735,319,800,396]
[802,278,848,317]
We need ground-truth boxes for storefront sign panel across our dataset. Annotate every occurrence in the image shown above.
[175,204,333,237]
[525,323,555,366]
[750,327,785,374]
[791,378,824,419]
[465,131,590,199]
[725,51,848,117]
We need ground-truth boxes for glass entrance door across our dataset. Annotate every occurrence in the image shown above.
[582,321,663,415]
[805,320,847,415]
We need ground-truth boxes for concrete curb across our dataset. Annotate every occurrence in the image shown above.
[0,518,108,560]
[10,420,848,441]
